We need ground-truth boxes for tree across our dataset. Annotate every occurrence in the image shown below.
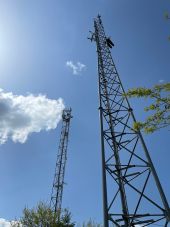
[82,219,102,227]
[125,83,170,133]
[11,202,75,227]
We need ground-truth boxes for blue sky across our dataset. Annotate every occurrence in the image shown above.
[0,0,170,225]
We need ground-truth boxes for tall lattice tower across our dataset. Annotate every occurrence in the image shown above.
[90,15,170,227]
[50,108,72,215]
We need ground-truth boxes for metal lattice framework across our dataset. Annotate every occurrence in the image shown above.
[90,15,170,227]
[50,108,72,214]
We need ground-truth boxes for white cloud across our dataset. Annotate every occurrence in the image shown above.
[159,79,165,83]
[0,218,21,227]
[0,218,11,227]
[0,89,65,144]
[66,61,86,75]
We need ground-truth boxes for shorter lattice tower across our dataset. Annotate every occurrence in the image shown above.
[50,108,72,215]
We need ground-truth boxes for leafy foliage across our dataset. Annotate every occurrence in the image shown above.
[126,83,170,133]
[82,219,102,227]
[11,202,75,227]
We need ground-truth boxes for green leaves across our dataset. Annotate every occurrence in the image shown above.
[125,87,153,98]
[12,202,75,227]
[82,219,102,227]
[126,83,170,133]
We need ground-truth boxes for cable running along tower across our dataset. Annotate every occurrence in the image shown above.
[90,15,170,227]
[50,108,72,215]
